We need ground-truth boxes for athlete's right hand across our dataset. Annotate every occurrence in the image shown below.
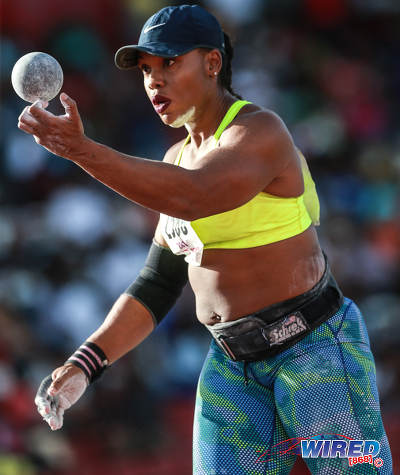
[18,93,86,161]
[35,364,88,430]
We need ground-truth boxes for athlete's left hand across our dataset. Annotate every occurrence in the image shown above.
[35,366,88,431]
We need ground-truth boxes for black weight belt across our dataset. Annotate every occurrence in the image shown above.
[206,256,344,362]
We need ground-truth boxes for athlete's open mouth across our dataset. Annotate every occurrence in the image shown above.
[152,94,171,114]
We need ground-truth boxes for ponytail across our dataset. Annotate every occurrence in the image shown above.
[219,32,242,100]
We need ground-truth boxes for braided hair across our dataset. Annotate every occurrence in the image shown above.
[219,32,242,100]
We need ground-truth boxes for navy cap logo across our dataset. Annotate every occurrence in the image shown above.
[143,22,166,34]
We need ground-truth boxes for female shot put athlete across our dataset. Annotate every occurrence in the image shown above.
[20,5,392,474]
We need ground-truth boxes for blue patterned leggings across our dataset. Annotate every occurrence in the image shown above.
[193,298,393,474]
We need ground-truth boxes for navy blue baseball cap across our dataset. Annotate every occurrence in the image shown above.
[115,4,225,70]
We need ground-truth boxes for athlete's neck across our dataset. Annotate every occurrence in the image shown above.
[184,91,235,148]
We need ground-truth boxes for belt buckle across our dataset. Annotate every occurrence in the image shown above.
[217,337,238,361]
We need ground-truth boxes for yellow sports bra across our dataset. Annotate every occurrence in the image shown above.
[160,100,320,266]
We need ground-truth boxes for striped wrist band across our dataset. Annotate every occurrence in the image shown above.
[65,341,109,383]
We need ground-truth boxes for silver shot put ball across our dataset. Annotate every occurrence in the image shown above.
[11,52,63,103]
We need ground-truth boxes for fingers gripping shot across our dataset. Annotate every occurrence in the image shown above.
[18,4,393,474]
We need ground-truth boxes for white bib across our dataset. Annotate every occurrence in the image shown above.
[159,213,203,266]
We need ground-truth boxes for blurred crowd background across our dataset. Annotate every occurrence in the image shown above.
[1,0,399,474]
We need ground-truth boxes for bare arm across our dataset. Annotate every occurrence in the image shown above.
[35,213,176,430]
[85,294,154,364]
[75,207,176,362]
[34,294,154,430]
[35,205,190,430]
[18,94,293,220]
[51,295,154,392]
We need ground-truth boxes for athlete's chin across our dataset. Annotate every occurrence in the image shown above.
[163,106,196,128]
[159,113,184,129]
[168,120,186,129]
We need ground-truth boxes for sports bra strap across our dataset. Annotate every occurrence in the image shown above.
[213,100,252,141]
[175,99,252,165]
[176,134,191,166]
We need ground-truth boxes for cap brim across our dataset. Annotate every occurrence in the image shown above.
[114,43,198,70]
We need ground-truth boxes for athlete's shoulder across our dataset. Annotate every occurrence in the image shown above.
[220,102,291,148]
[237,102,284,123]
[163,137,188,164]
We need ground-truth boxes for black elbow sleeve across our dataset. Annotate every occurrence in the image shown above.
[124,241,188,325]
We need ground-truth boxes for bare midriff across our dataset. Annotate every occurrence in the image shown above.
[189,225,325,326]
